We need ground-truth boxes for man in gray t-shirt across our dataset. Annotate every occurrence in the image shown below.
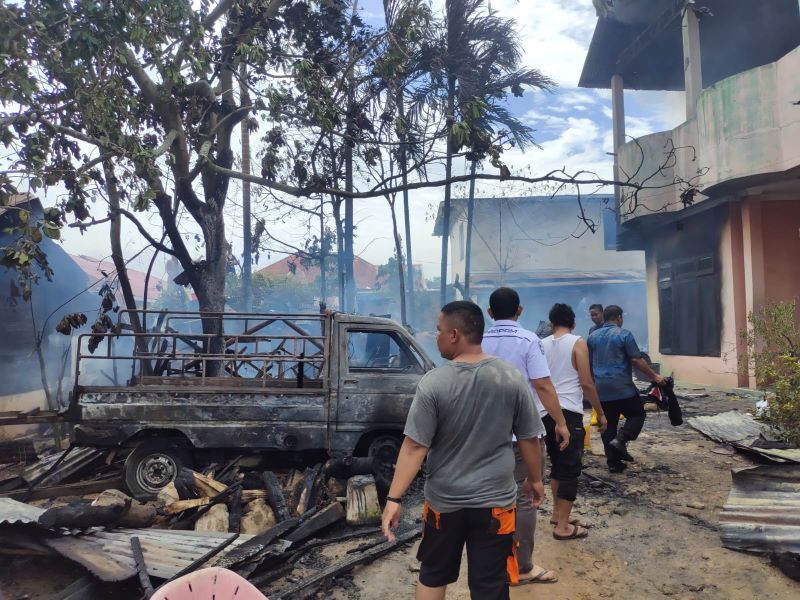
[382,301,545,600]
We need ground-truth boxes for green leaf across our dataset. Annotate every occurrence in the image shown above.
[18,209,28,224]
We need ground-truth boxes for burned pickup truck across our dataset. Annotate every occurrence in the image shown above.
[68,311,435,497]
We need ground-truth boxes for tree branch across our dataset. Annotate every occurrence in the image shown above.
[112,207,178,257]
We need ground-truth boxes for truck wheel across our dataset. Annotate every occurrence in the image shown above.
[125,439,192,499]
[367,434,402,479]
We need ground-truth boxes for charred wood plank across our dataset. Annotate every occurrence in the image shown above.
[263,471,291,522]
[215,517,299,569]
[1,476,124,501]
[228,486,243,533]
[163,497,212,515]
[270,527,422,599]
[284,502,345,544]
[323,456,378,480]
[21,444,75,502]
[38,500,131,529]
[170,482,241,530]
[130,536,155,599]
[290,464,322,517]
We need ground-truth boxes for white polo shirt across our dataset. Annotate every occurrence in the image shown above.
[483,319,551,417]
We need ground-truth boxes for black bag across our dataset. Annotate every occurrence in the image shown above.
[645,377,683,426]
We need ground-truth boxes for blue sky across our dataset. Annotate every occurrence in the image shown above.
[57,0,685,280]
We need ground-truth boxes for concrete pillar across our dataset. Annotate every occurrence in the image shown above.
[682,6,703,118]
[728,202,750,388]
[611,73,625,212]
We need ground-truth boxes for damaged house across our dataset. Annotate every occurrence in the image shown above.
[434,195,648,342]
[580,0,800,387]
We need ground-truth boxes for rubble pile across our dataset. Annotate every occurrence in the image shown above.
[0,445,420,599]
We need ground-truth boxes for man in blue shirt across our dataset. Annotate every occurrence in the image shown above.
[587,305,665,473]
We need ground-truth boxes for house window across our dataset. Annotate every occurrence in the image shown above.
[658,255,721,357]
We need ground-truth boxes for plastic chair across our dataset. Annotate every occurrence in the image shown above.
[151,567,268,600]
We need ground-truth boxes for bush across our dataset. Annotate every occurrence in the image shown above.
[742,301,800,445]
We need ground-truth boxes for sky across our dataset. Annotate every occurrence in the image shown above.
[52,0,686,282]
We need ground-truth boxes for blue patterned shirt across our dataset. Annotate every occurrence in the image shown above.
[587,323,642,402]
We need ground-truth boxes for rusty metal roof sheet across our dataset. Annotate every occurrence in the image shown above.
[46,528,254,581]
[687,411,800,464]
[0,498,255,580]
[20,447,105,486]
[0,497,46,525]
[719,465,800,555]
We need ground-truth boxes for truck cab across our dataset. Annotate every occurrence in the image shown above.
[70,310,435,497]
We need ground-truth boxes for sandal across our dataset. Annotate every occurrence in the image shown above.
[553,524,589,541]
[513,567,558,586]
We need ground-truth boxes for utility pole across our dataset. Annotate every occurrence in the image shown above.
[239,63,252,312]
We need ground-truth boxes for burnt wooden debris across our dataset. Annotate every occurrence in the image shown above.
[263,470,292,521]
[130,536,155,599]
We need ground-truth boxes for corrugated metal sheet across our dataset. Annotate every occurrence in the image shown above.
[719,465,800,555]
[0,498,254,581]
[20,447,105,486]
[687,411,800,464]
[46,529,254,581]
[0,497,46,525]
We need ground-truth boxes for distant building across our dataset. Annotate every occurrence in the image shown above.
[434,195,648,343]
[579,0,800,387]
[70,254,164,302]
[258,254,378,290]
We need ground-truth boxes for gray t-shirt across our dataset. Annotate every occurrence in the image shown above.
[404,356,544,513]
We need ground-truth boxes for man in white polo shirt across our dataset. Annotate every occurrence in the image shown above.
[483,287,569,586]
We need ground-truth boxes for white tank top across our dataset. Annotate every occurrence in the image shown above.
[541,333,583,415]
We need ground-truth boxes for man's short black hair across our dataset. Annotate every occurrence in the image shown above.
[589,303,604,312]
[603,305,623,321]
[489,287,520,320]
[549,303,576,329]
[441,301,485,344]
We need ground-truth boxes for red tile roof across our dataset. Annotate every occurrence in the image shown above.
[69,254,164,300]
[257,254,378,290]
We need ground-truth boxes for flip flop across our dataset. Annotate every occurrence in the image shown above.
[553,524,589,541]
[513,567,559,586]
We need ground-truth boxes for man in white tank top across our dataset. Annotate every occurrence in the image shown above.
[542,303,608,540]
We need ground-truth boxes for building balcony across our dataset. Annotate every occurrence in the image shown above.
[618,45,800,224]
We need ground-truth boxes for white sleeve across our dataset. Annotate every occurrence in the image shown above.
[526,336,550,380]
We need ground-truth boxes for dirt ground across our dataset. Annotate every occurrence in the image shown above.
[329,388,800,600]
[2,388,799,599]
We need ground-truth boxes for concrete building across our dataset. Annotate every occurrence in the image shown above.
[434,195,648,343]
[580,0,800,387]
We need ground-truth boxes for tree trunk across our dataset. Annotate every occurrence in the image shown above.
[464,161,477,300]
[332,197,345,309]
[388,197,407,326]
[104,161,149,371]
[344,140,355,312]
[319,197,326,303]
[397,90,415,326]
[439,74,456,307]
[239,64,252,312]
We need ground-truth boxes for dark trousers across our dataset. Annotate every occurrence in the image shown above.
[601,395,646,466]
[542,411,585,502]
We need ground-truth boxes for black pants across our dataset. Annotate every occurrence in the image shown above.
[542,411,585,502]
[417,502,517,599]
[601,394,646,466]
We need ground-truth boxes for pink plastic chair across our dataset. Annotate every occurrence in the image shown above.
[151,567,268,600]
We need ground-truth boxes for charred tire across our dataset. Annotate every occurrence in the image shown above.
[367,434,402,480]
[124,438,192,500]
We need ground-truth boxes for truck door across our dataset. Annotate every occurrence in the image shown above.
[335,326,425,436]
